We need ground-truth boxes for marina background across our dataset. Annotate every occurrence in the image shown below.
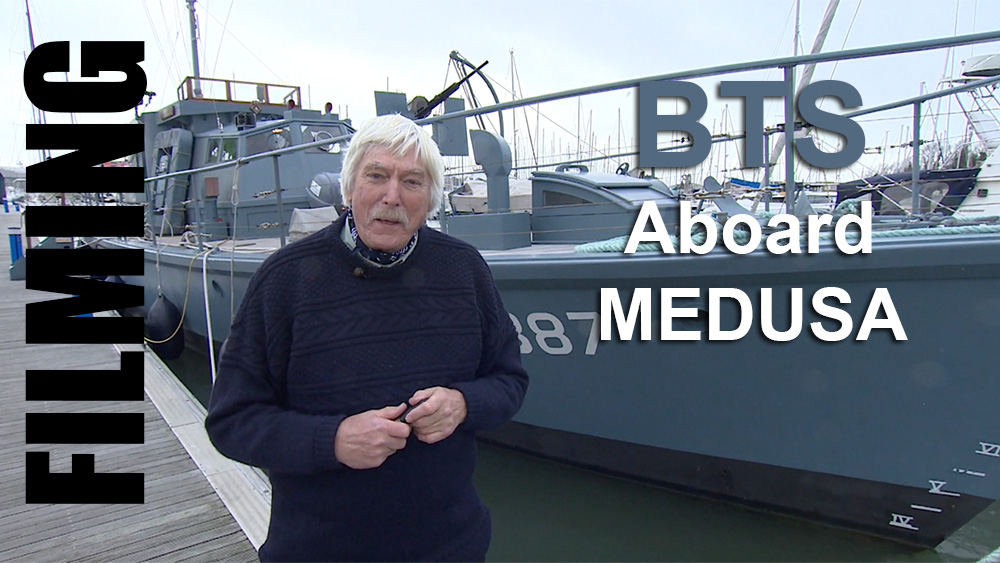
[5,0,1000,180]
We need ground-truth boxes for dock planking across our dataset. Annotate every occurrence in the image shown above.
[0,212,258,562]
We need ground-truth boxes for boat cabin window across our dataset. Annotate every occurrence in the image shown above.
[544,191,590,208]
[207,137,238,163]
[246,127,292,156]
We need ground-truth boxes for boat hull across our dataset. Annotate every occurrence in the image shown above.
[480,233,1000,548]
[101,231,1000,547]
[481,422,995,547]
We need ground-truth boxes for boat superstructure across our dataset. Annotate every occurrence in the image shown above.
[131,75,354,242]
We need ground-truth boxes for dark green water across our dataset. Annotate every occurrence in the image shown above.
[162,347,1000,562]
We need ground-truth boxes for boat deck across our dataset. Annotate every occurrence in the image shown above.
[139,231,583,258]
[0,212,261,561]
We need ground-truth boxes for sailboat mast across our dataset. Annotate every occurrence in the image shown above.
[793,0,800,57]
[187,0,203,96]
[769,0,841,169]
[25,0,37,50]
[25,0,51,163]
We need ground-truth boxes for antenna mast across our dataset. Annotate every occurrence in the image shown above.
[187,0,203,96]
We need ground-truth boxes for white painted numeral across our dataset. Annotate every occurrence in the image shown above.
[566,311,600,356]
[928,480,961,497]
[509,313,533,355]
[889,513,918,530]
[527,312,573,355]
[508,311,602,356]
[977,442,1000,458]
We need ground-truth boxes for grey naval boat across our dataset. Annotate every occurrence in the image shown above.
[86,30,1000,549]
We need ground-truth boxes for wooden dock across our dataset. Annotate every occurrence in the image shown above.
[0,211,263,561]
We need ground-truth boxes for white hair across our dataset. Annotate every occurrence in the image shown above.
[340,114,445,218]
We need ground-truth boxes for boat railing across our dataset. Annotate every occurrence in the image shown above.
[176,76,301,107]
[144,31,1000,188]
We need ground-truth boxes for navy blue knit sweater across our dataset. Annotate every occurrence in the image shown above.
[205,214,529,561]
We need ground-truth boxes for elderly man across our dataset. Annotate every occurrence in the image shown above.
[206,114,529,561]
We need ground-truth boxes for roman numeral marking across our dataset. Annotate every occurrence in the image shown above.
[928,480,961,497]
[889,513,919,530]
[976,442,1000,458]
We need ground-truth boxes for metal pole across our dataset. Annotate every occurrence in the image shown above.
[911,101,921,215]
[25,1,50,163]
[271,156,286,247]
[186,0,202,97]
[784,66,797,213]
[24,0,37,50]
[194,181,205,253]
[763,131,771,213]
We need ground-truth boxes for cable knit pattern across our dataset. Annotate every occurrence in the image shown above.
[205,214,529,562]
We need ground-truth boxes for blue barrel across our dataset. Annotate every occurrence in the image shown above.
[8,227,22,264]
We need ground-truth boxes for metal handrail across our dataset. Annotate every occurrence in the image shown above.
[415,30,1000,126]
[175,75,302,105]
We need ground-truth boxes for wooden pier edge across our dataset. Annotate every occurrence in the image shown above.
[115,337,272,549]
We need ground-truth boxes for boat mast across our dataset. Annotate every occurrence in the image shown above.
[24,0,51,163]
[793,0,801,58]
[24,0,37,56]
[187,0,203,96]
[774,0,841,211]
[786,0,800,211]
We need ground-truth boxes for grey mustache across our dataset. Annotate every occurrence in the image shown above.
[368,206,409,227]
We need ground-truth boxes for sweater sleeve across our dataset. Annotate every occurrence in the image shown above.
[204,267,345,474]
[451,257,529,431]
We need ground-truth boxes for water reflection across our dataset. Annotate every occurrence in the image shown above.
[161,346,1000,562]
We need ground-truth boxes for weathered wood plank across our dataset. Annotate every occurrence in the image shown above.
[76,514,242,561]
[0,493,221,555]
[156,531,260,563]
[0,211,257,562]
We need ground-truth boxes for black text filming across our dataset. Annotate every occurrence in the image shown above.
[600,79,909,344]
[22,41,146,504]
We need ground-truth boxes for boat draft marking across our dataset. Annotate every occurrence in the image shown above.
[910,504,943,513]
[889,514,920,530]
[976,442,1000,458]
[953,468,987,477]
[928,480,962,497]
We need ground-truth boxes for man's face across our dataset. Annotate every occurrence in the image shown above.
[349,146,431,252]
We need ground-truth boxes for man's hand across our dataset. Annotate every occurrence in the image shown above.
[334,403,411,469]
[401,387,467,444]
